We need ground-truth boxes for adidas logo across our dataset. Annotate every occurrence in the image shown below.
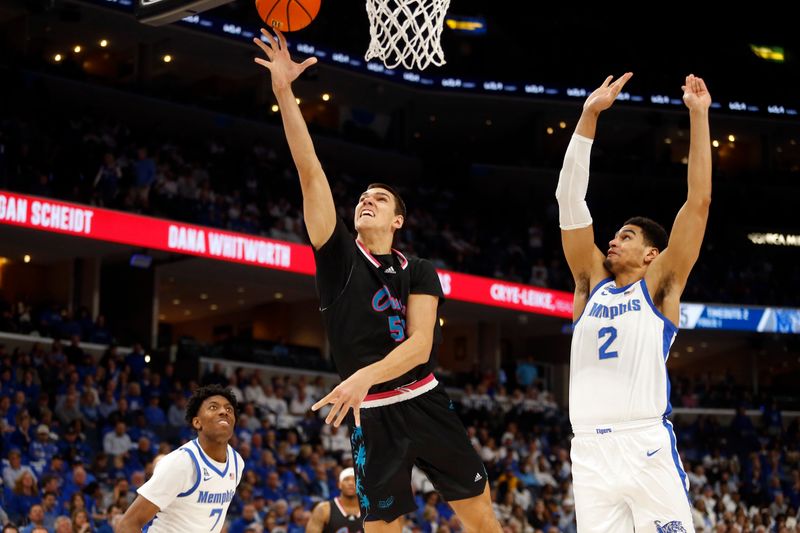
[474,472,482,482]
[384,266,396,274]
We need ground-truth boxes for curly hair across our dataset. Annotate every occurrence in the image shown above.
[184,384,239,427]
[623,216,668,252]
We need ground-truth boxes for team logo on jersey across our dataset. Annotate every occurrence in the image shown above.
[378,496,394,509]
[655,520,687,533]
[371,286,404,313]
[202,467,212,481]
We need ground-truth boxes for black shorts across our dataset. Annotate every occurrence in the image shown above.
[349,385,487,522]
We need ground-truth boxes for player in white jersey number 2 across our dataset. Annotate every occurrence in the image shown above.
[556,73,711,532]
[117,384,243,532]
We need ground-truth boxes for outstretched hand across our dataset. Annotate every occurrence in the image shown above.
[253,28,317,92]
[311,370,372,428]
[682,74,712,112]
[583,72,633,114]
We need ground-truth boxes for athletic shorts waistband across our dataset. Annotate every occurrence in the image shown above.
[361,373,438,409]
[572,417,664,436]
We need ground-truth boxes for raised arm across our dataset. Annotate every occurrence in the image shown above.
[254,29,336,249]
[557,73,632,319]
[647,75,712,317]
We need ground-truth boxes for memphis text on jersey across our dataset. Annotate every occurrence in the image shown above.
[586,298,641,320]
[196,490,235,505]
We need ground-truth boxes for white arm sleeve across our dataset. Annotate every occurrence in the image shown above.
[555,133,594,230]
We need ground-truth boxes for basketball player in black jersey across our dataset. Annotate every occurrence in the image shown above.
[254,29,502,533]
[307,467,362,533]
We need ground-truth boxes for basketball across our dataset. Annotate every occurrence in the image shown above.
[255,0,321,32]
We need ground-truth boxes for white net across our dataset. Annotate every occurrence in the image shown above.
[365,0,451,71]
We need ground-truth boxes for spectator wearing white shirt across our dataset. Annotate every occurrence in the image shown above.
[103,421,133,457]
[3,448,37,488]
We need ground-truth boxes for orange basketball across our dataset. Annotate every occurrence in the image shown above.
[255,0,321,32]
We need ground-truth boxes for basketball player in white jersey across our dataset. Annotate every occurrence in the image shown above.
[556,73,711,532]
[117,384,243,532]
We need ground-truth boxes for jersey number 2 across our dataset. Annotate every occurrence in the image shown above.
[209,508,223,530]
[598,327,619,360]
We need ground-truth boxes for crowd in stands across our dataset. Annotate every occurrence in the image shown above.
[0,298,112,345]
[1,94,797,306]
[0,343,796,532]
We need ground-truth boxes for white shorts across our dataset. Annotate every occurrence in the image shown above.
[570,418,694,532]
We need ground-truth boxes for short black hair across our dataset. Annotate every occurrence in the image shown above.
[366,183,406,218]
[184,385,239,426]
[624,216,668,252]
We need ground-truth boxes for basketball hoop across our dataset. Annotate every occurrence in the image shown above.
[365,0,450,71]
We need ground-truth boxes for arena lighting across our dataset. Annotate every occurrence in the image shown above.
[129,253,153,268]
[23,254,31,263]
[321,93,331,101]
[88,0,800,117]
[162,54,173,63]
[750,44,784,63]
[99,39,109,47]
[728,134,736,142]
[73,45,82,53]
[53,54,63,62]
[271,104,279,113]
[144,354,151,363]
[445,15,487,35]
[747,232,800,247]
[712,140,720,147]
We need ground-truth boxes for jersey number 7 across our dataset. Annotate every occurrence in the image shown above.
[209,508,223,530]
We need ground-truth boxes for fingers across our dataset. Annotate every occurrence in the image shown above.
[611,72,633,92]
[312,391,334,412]
[600,75,613,88]
[354,407,361,428]
[253,57,271,69]
[333,402,350,427]
[300,57,318,70]
[325,397,345,425]
[275,28,288,50]
[261,27,279,50]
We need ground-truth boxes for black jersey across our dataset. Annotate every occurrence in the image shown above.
[313,218,444,393]
[323,497,362,533]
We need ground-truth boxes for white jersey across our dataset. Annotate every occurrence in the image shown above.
[569,277,678,429]
[139,439,243,533]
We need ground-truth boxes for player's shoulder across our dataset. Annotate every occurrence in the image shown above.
[311,499,331,518]
[408,255,436,273]
[159,442,198,470]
